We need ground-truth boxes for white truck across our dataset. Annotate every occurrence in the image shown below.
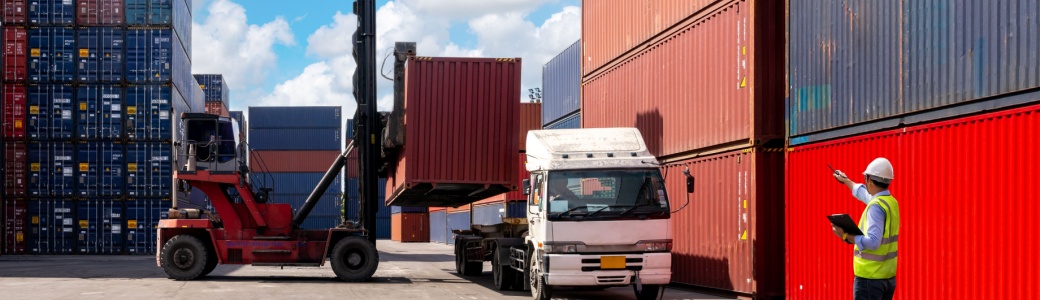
[453,128,690,300]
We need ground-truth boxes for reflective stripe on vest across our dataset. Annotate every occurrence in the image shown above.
[853,195,900,279]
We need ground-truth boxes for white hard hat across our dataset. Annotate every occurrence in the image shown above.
[863,157,894,182]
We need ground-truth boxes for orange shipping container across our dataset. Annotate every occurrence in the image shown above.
[582,0,720,77]
[204,102,229,117]
[391,212,429,243]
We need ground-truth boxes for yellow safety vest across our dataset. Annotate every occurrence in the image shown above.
[853,195,900,279]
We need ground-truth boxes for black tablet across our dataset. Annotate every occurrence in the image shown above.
[827,214,864,236]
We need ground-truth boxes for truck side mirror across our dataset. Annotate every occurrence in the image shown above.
[683,168,695,194]
[521,179,531,196]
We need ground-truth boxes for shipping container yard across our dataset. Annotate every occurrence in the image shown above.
[3,0,1039,299]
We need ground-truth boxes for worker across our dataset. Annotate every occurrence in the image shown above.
[547,177,577,200]
[831,158,900,300]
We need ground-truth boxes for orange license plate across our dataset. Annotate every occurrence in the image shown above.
[600,256,626,269]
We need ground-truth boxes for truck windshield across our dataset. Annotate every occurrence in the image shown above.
[545,169,669,221]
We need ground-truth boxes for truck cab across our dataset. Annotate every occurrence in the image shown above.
[522,128,672,300]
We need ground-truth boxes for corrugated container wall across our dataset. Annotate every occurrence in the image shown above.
[472,201,526,226]
[4,27,28,81]
[229,110,246,141]
[248,106,342,151]
[3,85,27,139]
[518,102,541,151]
[786,102,1040,300]
[582,0,786,158]
[544,111,580,130]
[249,106,341,129]
[391,212,429,243]
[474,154,530,203]
[662,148,784,298]
[76,0,124,25]
[788,0,1040,143]
[249,151,341,173]
[2,0,28,24]
[3,143,28,196]
[428,209,447,244]
[193,74,229,107]
[76,27,123,83]
[29,0,74,25]
[385,57,521,207]
[542,40,580,125]
[3,199,28,253]
[29,27,76,83]
[582,0,719,77]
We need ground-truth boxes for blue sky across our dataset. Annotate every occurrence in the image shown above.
[190,0,580,116]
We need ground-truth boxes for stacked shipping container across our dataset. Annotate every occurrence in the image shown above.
[193,74,228,116]
[785,1,1040,298]
[2,0,199,255]
[247,106,345,231]
[581,0,785,297]
[542,40,580,129]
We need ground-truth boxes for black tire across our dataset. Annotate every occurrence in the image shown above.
[200,250,219,277]
[456,238,483,276]
[634,284,665,300]
[160,235,210,281]
[330,237,379,282]
[529,250,552,300]
[454,242,465,275]
[492,251,516,291]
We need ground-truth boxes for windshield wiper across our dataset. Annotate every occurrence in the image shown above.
[555,205,588,218]
[585,206,611,217]
[617,203,659,216]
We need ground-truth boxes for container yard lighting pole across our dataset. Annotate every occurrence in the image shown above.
[352,0,380,245]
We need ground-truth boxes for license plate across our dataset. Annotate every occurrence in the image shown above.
[601,256,626,269]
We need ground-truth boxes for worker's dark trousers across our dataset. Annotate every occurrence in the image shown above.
[854,276,896,300]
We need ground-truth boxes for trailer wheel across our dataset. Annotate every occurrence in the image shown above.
[160,235,210,281]
[493,258,516,290]
[455,238,483,276]
[330,237,379,282]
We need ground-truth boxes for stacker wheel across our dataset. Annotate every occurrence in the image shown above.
[160,235,211,281]
[331,237,379,282]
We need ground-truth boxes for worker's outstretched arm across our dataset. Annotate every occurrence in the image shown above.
[833,171,871,205]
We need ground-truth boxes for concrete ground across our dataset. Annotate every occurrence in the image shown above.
[0,241,731,300]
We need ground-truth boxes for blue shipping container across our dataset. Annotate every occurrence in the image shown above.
[77,27,124,83]
[27,199,77,254]
[77,198,123,254]
[124,198,171,254]
[172,0,191,60]
[125,85,174,141]
[77,85,124,140]
[193,74,230,105]
[391,206,428,214]
[29,27,76,83]
[376,217,391,239]
[277,193,341,220]
[429,210,447,244]
[788,0,1040,140]
[543,111,580,130]
[29,142,76,197]
[249,128,342,151]
[446,211,470,245]
[472,201,527,226]
[252,172,342,196]
[28,85,75,140]
[28,0,75,25]
[126,29,175,83]
[125,142,171,197]
[77,141,124,197]
[171,28,192,104]
[542,40,581,126]
[345,178,389,218]
[249,106,341,129]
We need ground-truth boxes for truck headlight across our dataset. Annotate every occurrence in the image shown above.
[636,240,672,252]
[544,242,582,254]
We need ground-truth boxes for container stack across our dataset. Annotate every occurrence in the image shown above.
[581,0,786,297]
[2,0,200,255]
[541,40,580,130]
[785,1,1040,299]
[344,177,391,239]
[193,74,228,117]
[247,106,343,230]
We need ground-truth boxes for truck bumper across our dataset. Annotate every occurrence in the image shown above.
[543,252,671,286]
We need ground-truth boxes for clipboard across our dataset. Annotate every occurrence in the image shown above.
[827,214,864,236]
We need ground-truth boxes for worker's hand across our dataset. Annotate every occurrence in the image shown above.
[832,170,849,184]
[831,224,845,238]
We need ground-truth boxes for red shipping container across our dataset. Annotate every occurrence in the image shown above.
[474,154,531,204]
[661,147,784,298]
[249,150,342,173]
[3,84,27,139]
[385,57,521,207]
[3,142,27,196]
[4,27,28,81]
[518,102,541,151]
[205,102,229,117]
[2,199,27,254]
[786,103,1040,299]
[344,140,359,178]
[77,0,123,25]
[582,0,785,158]
[582,0,719,77]
[391,212,430,243]
[2,0,27,24]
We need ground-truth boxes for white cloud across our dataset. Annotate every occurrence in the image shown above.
[258,1,580,117]
[191,0,295,90]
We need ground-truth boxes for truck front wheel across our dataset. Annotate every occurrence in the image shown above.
[634,284,665,300]
[330,237,379,282]
[160,235,210,281]
[529,252,552,300]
